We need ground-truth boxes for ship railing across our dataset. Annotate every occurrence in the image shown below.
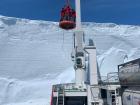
[53,83,86,92]
[101,72,120,85]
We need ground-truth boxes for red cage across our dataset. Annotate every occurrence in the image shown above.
[59,0,76,30]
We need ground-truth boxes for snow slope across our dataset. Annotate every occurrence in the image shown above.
[0,15,140,105]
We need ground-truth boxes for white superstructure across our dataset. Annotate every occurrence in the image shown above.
[51,0,122,105]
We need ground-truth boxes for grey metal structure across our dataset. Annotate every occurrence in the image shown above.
[118,58,140,86]
[118,58,140,105]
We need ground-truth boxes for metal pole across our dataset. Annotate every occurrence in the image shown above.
[75,0,82,30]
[73,0,85,86]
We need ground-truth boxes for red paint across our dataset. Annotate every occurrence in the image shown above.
[138,101,140,105]
[59,0,76,30]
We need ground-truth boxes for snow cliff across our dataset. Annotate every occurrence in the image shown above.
[0,15,140,105]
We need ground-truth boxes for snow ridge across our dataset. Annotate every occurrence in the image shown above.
[0,15,140,105]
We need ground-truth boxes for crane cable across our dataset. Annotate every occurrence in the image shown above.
[66,0,70,6]
[61,30,65,50]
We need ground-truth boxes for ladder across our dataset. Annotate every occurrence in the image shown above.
[111,91,116,105]
[57,88,65,105]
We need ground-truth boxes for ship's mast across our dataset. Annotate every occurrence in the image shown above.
[73,1,103,105]
[74,0,99,89]
[75,0,82,30]
[72,0,85,86]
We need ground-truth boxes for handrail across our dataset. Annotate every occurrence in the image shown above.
[101,72,120,85]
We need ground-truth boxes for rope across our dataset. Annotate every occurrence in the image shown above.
[66,0,70,6]
[61,30,65,50]
[61,30,68,59]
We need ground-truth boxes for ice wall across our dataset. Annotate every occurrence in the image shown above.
[0,15,140,105]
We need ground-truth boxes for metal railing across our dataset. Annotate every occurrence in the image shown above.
[53,83,86,92]
[101,72,120,85]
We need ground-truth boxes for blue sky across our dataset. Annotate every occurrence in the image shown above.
[0,0,140,25]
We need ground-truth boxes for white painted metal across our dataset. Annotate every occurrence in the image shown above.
[87,85,103,105]
[74,31,84,54]
[73,31,85,86]
[84,46,104,105]
[53,92,87,97]
[75,0,81,30]
[87,85,91,105]
[73,0,85,86]
[75,68,85,85]
[74,0,103,104]
[116,96,122,105]
[56,92,59,105]
[106,85,122,105]
[85,46,98,85]
[122,88,140,105]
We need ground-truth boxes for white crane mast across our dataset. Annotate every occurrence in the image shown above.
[73,0,99,86]
[51,1,123,105]
[73,0,85,86]
[75,0,82,30]
[73,1,103,104]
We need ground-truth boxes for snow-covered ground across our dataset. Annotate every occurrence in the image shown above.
[0,15,140,105]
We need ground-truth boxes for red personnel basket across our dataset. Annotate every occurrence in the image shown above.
[59,20,76,30]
